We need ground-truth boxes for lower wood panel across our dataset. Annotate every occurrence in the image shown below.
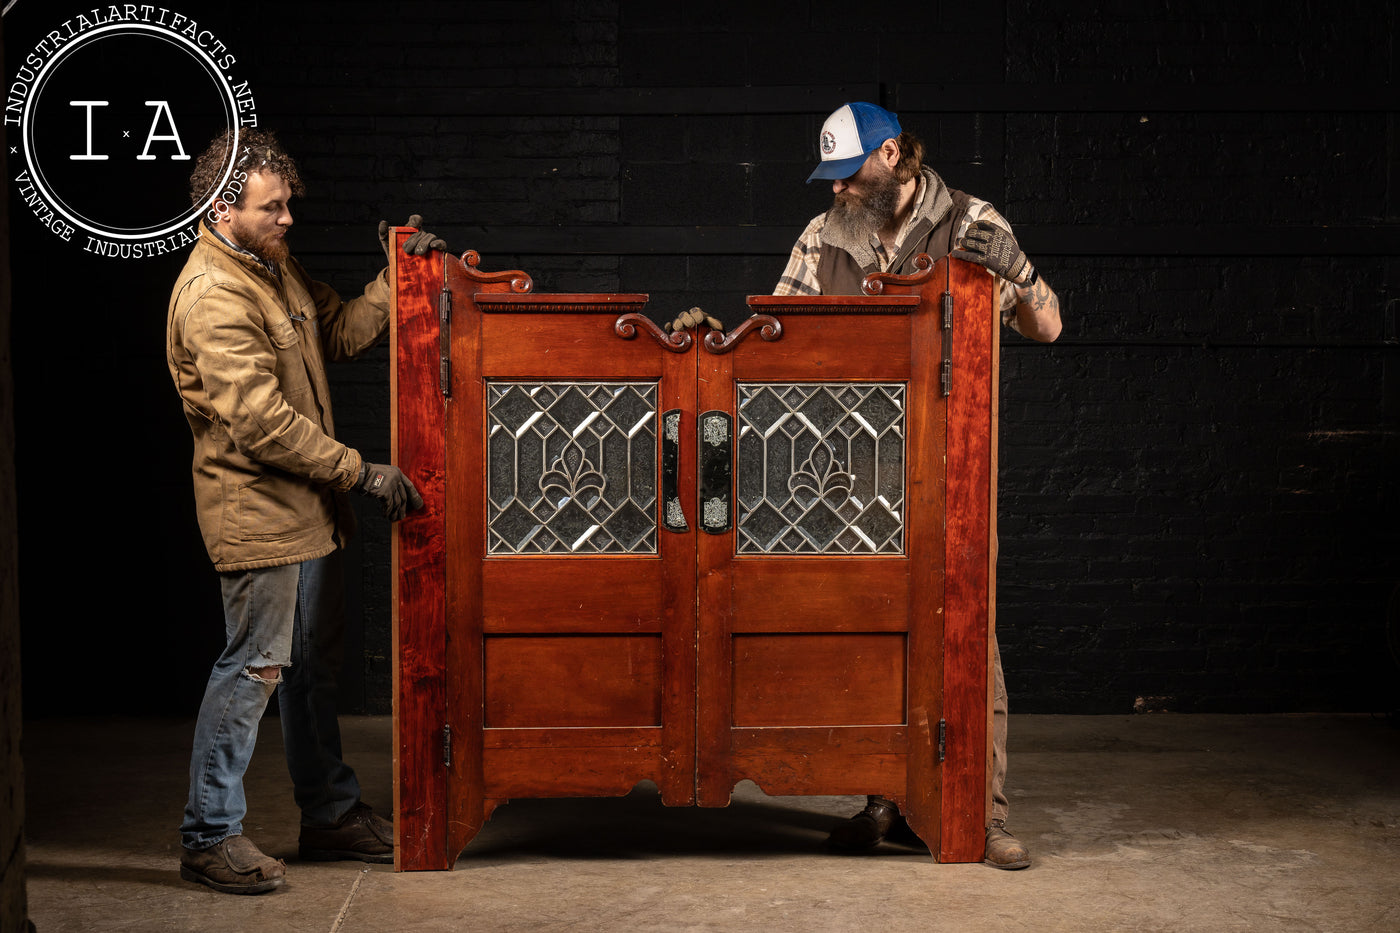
[482,746,675,798]
[483,726,661,749]
[729,752,906,798]
[729,560,910,633]
[731,633,907,727]
[483,559,667,634]
[484,634,663,728]
[724,726,909,799]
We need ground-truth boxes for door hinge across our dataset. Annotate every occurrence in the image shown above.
[442,723,452,768]
[438,279,453,398]
[937,719,947,763]
[940,290,954,397]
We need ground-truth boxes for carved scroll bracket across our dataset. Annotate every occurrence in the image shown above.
[703,315,783,355]
[459,250,534,293]
[862,252,935,295]
[615,313,693,353]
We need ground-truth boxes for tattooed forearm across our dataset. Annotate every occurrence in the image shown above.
[1013,277,1062,343]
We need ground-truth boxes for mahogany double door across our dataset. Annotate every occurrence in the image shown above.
[391,242,998,870]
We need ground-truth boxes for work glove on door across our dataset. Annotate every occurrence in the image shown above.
[664,307,724,334]
[377,214,448,263]
[355,462,424,522]
[952,220,1036,286]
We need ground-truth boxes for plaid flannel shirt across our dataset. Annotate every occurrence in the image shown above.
[773,173,1023,331]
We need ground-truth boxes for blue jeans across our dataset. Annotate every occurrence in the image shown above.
[181,550,363,850]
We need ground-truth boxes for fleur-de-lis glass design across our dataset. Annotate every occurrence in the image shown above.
[736,383,905,554]
[788,439,854,508]
[539,438,607,507]
[488,382,658,554]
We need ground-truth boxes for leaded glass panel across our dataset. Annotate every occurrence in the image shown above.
[736,383,905,555]
[487,382,659,555]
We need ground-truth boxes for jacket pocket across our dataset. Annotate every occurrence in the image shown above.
[268,315,316,408]
[267,317,299,350]
[233,474,305,541]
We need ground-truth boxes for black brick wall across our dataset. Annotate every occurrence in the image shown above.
[9,0,1397,716]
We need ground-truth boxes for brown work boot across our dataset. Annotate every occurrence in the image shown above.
[180,835,286,895]
[827,796,903,851]
[299,802,394,864]
[984,819,1031,870]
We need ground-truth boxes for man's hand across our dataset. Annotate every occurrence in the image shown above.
[377,214,447,263]
[664,307,724,334]
[354,462,424,522]
[952,220,1035,286]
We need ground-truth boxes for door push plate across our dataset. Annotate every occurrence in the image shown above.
[661,409,689,532]
[697,410,732,534]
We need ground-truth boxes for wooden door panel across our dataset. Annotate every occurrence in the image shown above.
[728,726,906,795]
[389,235,451,872]
[483,634,664,727]
[480,318,669,374]
[695,290,934,815]
[731,633,908,726]
[438,256,700,862]
[729,560,909,631]
[724,315,914,379]
[482,559,668,633]
[481,746,678,799]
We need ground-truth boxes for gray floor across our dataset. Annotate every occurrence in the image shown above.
[19,713,1400,932]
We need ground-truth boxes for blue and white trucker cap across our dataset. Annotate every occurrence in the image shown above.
[807,102,903,183]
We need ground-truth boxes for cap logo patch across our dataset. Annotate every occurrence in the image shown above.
[820,130,837,155]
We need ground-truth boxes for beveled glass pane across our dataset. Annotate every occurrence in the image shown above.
[487,381,659,555]
[736,383,905,555]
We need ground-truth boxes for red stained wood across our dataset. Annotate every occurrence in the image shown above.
[695,296,925,813]
[728,559,909,632]
[731,724,905,754]
[443,254,490,865]
[482,558,667,633]
[482,747,675,799]
[731,633,907,726]
[898,263,945,854]
[483,726,661,749]
[480,313,671,377]
[390,232,450,870]
[939,259,996,861]
[439,253,699,858]
[393,251,996,866]
[729,750,907,798]
[728,315,912,380]
[483,634,664,728]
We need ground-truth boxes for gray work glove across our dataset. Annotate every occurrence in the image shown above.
[952,220,1035,286]
[377,214,447,263]
[664,307,724,334]
[354,462,424,522]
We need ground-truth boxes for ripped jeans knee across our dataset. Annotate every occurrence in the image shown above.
[242,663,288,686]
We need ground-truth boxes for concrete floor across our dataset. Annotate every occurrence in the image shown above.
[19,713,1400,932]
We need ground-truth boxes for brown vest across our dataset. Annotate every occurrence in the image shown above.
[816,188,973,296]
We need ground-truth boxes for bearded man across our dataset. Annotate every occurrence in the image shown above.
[167,129,441,894]
[775,102,1061,870]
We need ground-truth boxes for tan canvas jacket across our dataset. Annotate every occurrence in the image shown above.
[166,221,391,571]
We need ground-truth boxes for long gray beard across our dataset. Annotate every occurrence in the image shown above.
[825,175,901,243]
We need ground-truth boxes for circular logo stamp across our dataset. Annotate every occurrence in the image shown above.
[820,129,837,156]
[5,7,257,259]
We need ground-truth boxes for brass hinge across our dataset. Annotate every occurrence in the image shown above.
[442,723,452,769]
[937,719,947,763]
[438,281,453,398]
[940,291,953,397]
